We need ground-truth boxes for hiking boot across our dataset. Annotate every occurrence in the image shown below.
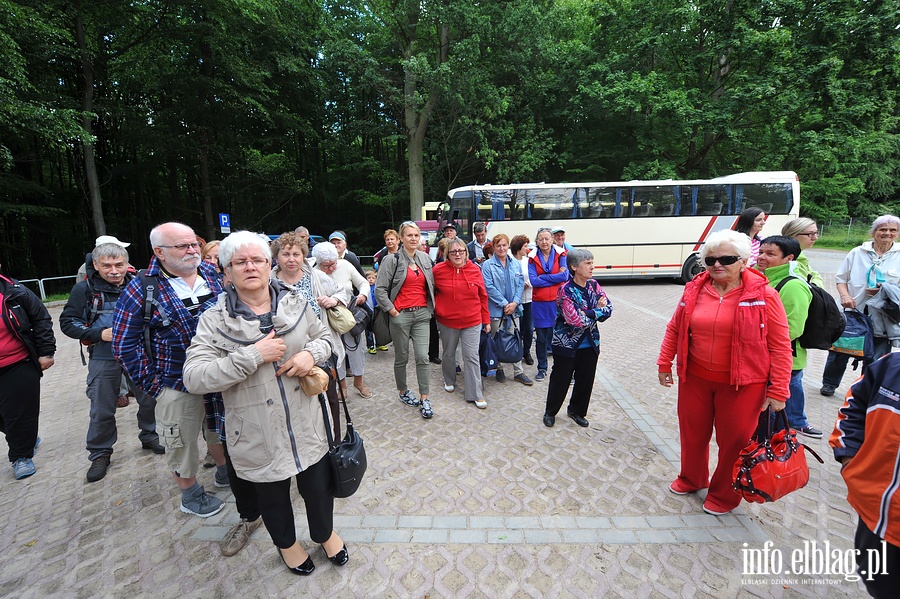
[820,385,835,397]
[420,399,434,419]
[142,440,166,455]
[86,456,110,482]
[214,469,231,488]
[180,485,225,518]
[221,518,262,557]
[399,389,421,407]
[12,457,36,480]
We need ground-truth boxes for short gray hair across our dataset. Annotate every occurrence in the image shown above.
[567,248,593,273]
[870,215,900,235]
[219,231,272,268]
[700,230,752,260]
[92,243,128,262]
[311,241,339,264]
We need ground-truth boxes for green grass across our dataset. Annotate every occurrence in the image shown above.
[814,221,871,251]
[44,293,69,303]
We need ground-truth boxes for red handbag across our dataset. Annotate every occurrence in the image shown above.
[732,409,824,503]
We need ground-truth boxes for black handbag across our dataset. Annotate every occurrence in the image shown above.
[348,302,372,339]
[372,306,392,346]
[494,315,524,363]
[479,330,499,376]
[318,386,367,498]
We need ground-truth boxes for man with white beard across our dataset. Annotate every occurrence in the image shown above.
[113,222,225,517]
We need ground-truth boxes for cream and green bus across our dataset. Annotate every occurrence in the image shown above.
[434,171,801,282]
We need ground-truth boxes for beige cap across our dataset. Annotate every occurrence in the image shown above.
[95,235,130,248]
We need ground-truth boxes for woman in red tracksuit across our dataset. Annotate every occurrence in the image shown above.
[432,238,491,408]
[657,230,792,515]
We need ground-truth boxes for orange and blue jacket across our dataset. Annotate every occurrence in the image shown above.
[830,352,900,546]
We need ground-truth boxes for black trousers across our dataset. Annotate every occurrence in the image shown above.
[0,359,41,462]
[254,454,334,548]
[545,347,598,418]
[222,444,260,522]
[428,314,440,361]
[855,518,900,598]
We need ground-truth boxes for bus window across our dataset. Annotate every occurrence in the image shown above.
[740,183,793,215]
[529,188,579,221]
[695,185,729,216]
[633,185,678,217]
[586,187,616,218]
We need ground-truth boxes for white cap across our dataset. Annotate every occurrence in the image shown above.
[95,235,130,248]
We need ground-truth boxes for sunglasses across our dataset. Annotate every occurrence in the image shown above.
[704,255,741,266]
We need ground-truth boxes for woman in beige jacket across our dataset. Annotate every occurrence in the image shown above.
[184,231,347,576]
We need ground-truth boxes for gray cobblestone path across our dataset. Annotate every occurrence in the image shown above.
[0,250,867,597]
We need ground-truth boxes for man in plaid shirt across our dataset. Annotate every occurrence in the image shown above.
[112,222,225,518]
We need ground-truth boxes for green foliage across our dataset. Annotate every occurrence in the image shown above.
[2,0,899,275]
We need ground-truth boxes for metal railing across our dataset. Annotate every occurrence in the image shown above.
[18,275,78,302]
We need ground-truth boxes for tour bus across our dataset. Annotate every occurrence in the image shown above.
[434,171,801,282]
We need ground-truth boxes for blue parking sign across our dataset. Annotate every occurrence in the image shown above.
[219,213,230,228]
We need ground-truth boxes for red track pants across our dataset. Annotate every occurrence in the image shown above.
[674,375,766,512]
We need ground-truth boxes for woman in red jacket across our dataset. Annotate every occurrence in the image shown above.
[657,230,792,515]
[433,238,491,408]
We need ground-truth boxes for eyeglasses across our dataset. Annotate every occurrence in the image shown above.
[158,242,201,251]
[798,231,819,238]
[318,262,337,269]
[537,227,552,233]
[229,258,269,269]
[448,249,467,255]
[704,255,741,266]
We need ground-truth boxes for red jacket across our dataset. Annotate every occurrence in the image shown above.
[657,268,792,400]
[830,353,900,546]
[432,260,490,329]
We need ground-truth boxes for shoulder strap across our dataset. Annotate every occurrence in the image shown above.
[774,275,801,293]
[138,270,166,361]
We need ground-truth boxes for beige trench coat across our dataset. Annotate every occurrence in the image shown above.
[184,285,335,482]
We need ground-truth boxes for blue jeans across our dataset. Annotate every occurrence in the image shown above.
[822,335,891,389]
[521,302,534,357]
[535,327,553,371]
[784,369,808,430]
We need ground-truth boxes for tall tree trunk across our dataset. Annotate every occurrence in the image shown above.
[198,39,215,241]
[404,20,448,220]
[73,0,106,236]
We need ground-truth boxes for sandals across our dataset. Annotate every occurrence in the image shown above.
[354,385,373,399]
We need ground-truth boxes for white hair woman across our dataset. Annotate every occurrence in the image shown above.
[184,230,348,575]
[821,214,900,396]
[657,229,792,516]
[311,242,373,398]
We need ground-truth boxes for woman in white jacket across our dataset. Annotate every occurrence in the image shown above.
[184,231,348,576]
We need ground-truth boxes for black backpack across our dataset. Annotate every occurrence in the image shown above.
[775,275,846,350]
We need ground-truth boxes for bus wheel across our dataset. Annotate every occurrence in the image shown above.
[679,254,703,283]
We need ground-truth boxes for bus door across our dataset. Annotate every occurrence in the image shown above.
[439,190,475,242]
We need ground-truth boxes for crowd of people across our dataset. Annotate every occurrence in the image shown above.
[1,210,898,593]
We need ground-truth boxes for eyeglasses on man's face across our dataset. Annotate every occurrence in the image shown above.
[159,242,201,251]
[704,255,741,266]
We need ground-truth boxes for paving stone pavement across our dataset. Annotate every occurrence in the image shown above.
[0,250,870,598]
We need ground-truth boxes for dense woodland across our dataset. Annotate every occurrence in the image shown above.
[2,0,898,278]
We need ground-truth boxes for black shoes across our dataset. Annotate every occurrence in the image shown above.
[86,455,110,482]
[567,411,589,427]
[142,440,166,454]
[324,544,349,566]
[543,413,555,427]
[820,385,835,397]
[281,552,315,576]
[523,354,534,366]
[496,368,506,383]
[429,357,442,364]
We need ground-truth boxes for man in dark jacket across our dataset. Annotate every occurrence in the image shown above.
[0,263,55,480]
[60,243,163,483]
